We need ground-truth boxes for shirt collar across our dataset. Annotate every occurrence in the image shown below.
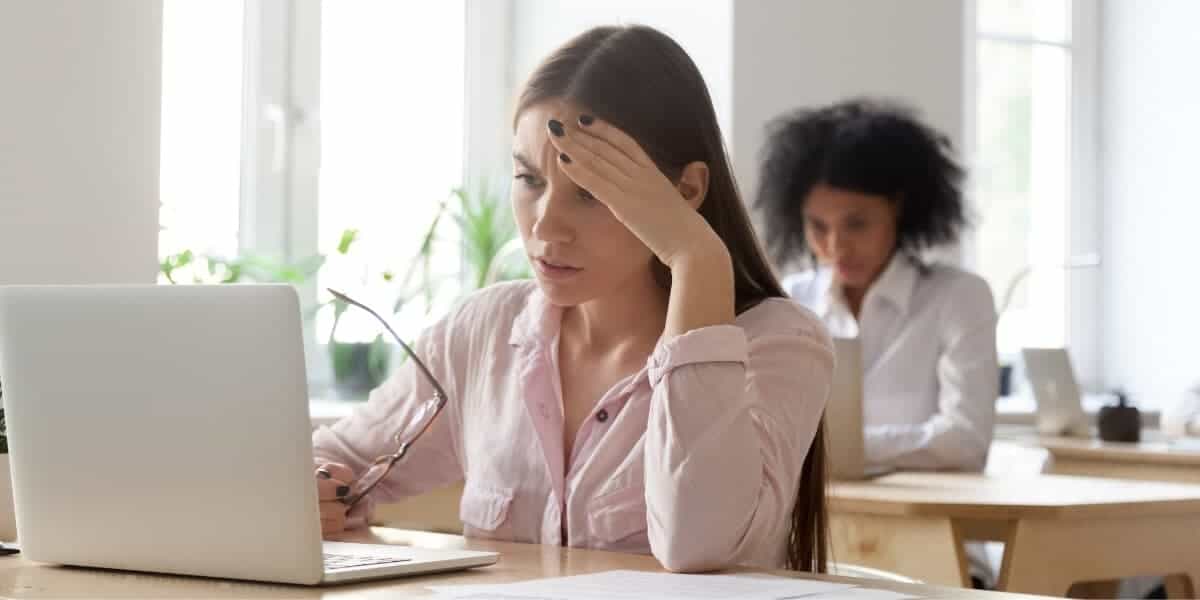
[866,253,919,317]
[813,252,919,319]
[507,286,564,349]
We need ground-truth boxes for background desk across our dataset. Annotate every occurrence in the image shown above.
[0,528,1055,599]
[999,432,1200,484]
[994,394,1161,428]
[829,472,1200,597]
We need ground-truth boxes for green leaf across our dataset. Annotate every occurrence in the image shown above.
[450,183,519,290]
[336,228,358,255]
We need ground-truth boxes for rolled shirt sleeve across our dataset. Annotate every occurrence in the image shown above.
[643,304,833,572]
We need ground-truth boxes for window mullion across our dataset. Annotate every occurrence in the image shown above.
[239,0,293,260]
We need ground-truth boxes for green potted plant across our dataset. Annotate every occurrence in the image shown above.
[322,228,396,400]
[323,183,530,399]
[159,182,530,402]
[159,249,325,286]
[452,184,530,288]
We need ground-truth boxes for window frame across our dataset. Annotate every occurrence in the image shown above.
[237,0,511,393]
[965,0,1101,390]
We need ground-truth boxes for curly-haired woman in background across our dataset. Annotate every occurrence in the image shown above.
[756,99,998,474]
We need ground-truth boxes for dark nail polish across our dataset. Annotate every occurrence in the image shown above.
[547,119,565,137]
[559,153,571,164]
[336,485,350,497]
[578,114,594,126]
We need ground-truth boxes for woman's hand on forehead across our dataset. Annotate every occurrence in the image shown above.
[544,112,723,269]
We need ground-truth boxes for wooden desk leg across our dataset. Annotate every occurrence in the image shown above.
[1165,573,1196,599]
[1066,580,1122,598]
[831,512,968,588]
[999,515,1200,598]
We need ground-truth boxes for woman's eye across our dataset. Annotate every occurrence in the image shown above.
[846,219,867,232]
[514,174,543,187]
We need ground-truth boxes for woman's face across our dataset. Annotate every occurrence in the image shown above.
[803,183,899,290]
[510,101,656,307]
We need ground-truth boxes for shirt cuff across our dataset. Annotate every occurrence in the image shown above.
[647,324,748,386]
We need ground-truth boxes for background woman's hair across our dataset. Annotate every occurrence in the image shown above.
[515,24,828,573]
[755,98,967,270]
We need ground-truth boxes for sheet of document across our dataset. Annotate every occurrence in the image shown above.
[429,569,872,600]
[803,588,919,600]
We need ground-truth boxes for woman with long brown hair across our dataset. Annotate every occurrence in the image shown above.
[313,25,832,573]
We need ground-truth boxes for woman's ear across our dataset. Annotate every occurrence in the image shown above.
[676,161,710,211]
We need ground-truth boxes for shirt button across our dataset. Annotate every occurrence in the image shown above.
[596,409,609,423]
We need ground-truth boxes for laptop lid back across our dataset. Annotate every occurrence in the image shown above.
[1022,347,1089,437]
[826,337,867,480]
[0,284,324,584]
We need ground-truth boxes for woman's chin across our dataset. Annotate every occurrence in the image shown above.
[535,278,592,307]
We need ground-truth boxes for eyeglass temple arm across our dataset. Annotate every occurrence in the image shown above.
[326,288,449,404]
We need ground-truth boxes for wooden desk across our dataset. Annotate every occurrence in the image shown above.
[829,472,1200,597]
[1015,434,1200,484]
[0,528,1052,599]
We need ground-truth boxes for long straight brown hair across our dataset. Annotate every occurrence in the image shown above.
[514,25,829,573]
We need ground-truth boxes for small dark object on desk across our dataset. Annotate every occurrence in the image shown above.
[1098,390,1141,443]
[0,543,19,556]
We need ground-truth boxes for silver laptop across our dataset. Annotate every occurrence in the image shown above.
[824,338,891,480]
[1022,347,1090,437]
[0,284,497,585]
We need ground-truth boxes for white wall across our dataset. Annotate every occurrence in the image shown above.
[507,0,733,140]
[506,0,966,222]
[0,0,162,285]
[1100,0,1200,408]
[729,0,966,202]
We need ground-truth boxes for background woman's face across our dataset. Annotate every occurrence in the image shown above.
[803,183,899,290]
[510,101,655,307]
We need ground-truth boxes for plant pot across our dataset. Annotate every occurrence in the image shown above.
[0,455,15,541]
[329,341,390,401]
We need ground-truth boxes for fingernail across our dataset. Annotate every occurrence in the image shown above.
[336,485,350,497]
[578,114,594,126]
[316,468,332,480]
[547,119,565,137]
[559,153,571,164]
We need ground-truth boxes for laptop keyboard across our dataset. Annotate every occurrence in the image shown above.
[323,552,412,571]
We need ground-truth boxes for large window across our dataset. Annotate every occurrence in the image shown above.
[314,1,467,344]
[158,0,245,275]
[970,0,1098,378]
[158,1,482,395]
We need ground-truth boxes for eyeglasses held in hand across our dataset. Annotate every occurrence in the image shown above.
[325,288,448,508]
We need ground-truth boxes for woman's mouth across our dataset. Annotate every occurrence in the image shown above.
[534,258,582,281]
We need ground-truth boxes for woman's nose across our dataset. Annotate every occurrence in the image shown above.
[531,188,574,244]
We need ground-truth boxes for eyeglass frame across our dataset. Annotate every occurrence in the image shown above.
[324,288,448,508]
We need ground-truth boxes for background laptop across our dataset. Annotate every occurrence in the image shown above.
[1022,347,1090,437]
[825,338,891,480]
[0,284,496,585]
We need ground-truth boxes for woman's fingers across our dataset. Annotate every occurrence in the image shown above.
[316,462,355,482]
[546,119,630,189]
[315,462,355,502]
[320,505,346,534]
[314,463,354,534]
[317,477,351,502]
[574,113,654,169]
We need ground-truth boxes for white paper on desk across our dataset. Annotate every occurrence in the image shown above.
[803,588,919,600]
[430,569,854,600]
